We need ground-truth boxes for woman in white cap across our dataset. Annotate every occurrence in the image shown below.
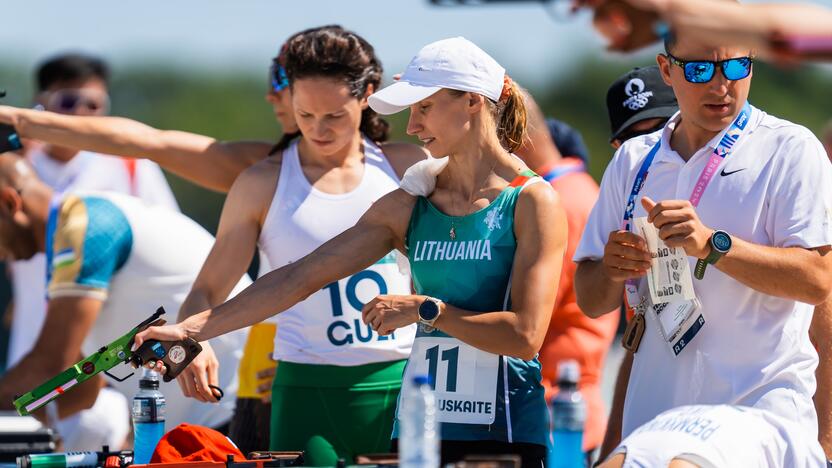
[135,36,567,466]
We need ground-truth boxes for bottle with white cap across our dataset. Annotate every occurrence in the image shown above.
[399,375,439,468]
[131,368,166,464]
[549,360,586,468]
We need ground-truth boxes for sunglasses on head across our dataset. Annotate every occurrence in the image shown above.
[44,89,110,115]
[665,53,753,84]
[269,62,289,93]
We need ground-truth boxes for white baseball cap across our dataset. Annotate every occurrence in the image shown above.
[368,37,506,116]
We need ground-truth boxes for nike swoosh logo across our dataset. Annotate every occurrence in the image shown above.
[720,168,746,177]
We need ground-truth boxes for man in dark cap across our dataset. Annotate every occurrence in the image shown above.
[606,65,678,148]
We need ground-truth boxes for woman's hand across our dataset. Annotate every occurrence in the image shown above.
[132,317,199,374]
[175,341,221,403]
[362,294,425,335]
[133,321,190,350]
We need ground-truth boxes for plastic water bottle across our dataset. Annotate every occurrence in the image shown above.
[132,369,166,464]
[399,375,439,468]
[549,360,586,468]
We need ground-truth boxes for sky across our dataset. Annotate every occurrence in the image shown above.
[1,0,830,89]
[0,0,655,88]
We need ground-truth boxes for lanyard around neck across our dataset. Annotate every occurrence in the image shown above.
[620,102,752,231]
[541,160,586,183]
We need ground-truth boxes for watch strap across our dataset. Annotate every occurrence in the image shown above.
[694,258,708,280]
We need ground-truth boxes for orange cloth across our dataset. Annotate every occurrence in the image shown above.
[151,423,244,463]
[538,160,619,452]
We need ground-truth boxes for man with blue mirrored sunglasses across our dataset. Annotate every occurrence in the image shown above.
[578,20,832,468]
[664,53,752,84]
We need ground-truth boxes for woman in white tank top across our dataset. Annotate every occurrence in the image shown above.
[175,27,426,463]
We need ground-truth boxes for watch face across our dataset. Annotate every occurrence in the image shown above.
[419,299,440,321]
[712,231,732,253]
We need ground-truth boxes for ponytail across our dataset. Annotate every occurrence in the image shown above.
[359,107,390,143]
[496,79,528,153]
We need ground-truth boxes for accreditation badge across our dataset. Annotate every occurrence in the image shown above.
[652,298,705,356]
[633,216,705,356]
[402,336,499,425]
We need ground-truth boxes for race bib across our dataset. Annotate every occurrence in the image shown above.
[402,336,499,425]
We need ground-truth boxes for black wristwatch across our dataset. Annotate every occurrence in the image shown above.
[418,296,443,331]
[694,230,732,280]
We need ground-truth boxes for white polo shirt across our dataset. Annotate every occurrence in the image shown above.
[575,105,832,439]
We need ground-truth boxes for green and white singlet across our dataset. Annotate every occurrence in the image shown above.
[260,137,415,365]
[397,170,550,447]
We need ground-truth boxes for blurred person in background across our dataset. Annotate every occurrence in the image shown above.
[581,0,832,61]
[546,117,590,165]
[0,153,249,443]
[4,52,177,451]
[514,91,618,461]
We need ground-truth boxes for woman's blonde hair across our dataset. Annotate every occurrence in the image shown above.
[451,79,528,153]
[494,79,528,153]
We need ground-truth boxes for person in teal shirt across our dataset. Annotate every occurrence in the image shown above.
[135,36,568,467]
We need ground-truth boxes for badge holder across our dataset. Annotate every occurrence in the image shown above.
[652,298,706,356]
[621,281,647,353]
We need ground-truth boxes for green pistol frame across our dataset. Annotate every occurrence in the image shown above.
[13,307,168,416]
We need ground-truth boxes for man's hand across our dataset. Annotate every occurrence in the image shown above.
[642,196,713,259]
[602,230,652,282]
[175,341,220,403]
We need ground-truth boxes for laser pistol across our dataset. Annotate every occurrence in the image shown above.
[13,307,203,416]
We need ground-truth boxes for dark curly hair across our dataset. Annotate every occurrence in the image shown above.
[273,25,389,152]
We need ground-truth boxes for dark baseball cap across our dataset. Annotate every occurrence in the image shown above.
[546,118,590,165]
[606,65,678,143]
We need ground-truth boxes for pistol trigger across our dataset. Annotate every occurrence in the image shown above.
[104,369,134,382]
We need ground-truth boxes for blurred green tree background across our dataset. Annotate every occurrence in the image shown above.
[1,59,830,234]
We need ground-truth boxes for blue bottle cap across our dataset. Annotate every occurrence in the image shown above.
[412,375,432,386]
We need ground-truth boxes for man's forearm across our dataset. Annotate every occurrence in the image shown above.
[714,237,832,305]
[575,261,626,318]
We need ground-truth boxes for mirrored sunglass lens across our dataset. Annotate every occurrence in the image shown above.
[723,58,751,80]
[685,62,715,83]
[270,64,288,92]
